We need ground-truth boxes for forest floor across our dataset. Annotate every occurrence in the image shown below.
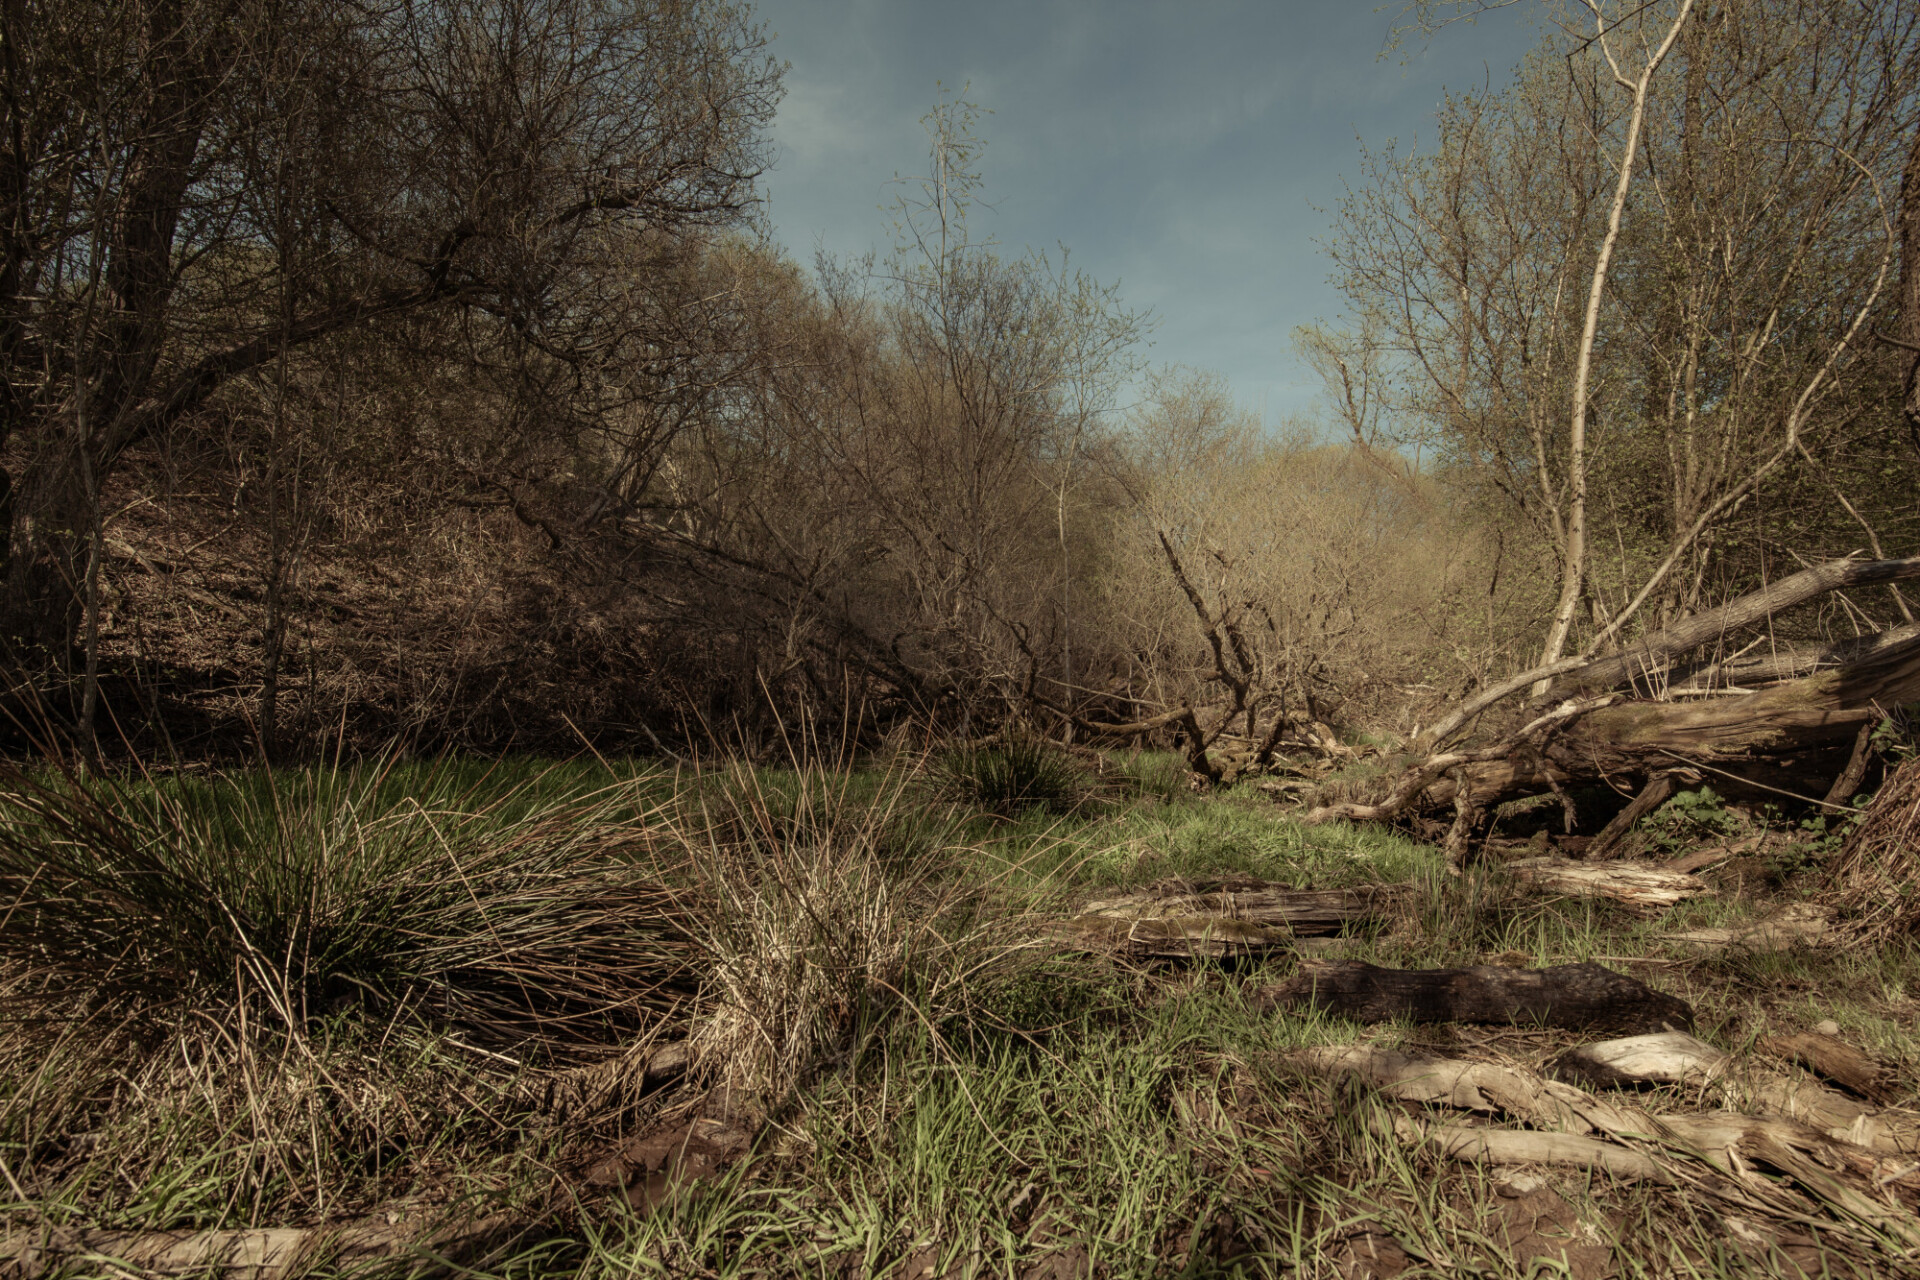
[1,748,1916,1278]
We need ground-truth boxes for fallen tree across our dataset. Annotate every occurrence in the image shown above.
[1304,554,1920,840]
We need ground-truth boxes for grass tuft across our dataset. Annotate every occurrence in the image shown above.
[934,735,1088,816]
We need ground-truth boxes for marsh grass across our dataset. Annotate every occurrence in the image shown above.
[3,751,1916,1278]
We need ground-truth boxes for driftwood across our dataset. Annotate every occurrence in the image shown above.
[1504,858,1711,914]
[1554,1032,1920,1156]
[1386,1114,1669,1181]
[1262,960,1695,1034]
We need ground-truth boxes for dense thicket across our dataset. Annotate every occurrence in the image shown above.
[2,0,1915,769]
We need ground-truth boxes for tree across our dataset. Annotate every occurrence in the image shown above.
[1331,0,1916,674]
[0,0,781,735]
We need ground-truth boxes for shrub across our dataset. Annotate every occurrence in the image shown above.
[934,735,1087,816]
[0,757,697,1057]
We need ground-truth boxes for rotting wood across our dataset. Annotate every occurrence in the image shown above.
[1762,1032,1903,1107]
[1261,960,1695,1034]
[1050,913,1296,960]
[1504,858,1710,914]
[1386,1114,1669,1182]
[1585,773,1677,859]
[1553,1031,1731,1090]
[0,1212,515,1280]
[1547,1032,1920,1155]
[1076,880,1403,936]
[1658,902,1836,953]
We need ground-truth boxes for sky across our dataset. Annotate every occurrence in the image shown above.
[746,0,1540,425]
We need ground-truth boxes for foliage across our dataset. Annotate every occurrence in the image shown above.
[0,756,695,1054]
[934,735,1089,816]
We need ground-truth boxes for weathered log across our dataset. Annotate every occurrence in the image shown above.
[1306,562,1920,826]
[1261,960,1694,1034]
[1386,1114,1669,1181]
[1762,1032,1903,1107]
[1554,1031,1731,1089]
[1504,858,1710,914]
[1659,902,1836,953]
[1549,1033,1920,1155]
[1417,633,1920,813]
[1050,913,1297,959]
[1076,881,1402,936]
[1319,1041,1920,1239]
[1668,622,1920,693]
[1294,1044,1643,1136]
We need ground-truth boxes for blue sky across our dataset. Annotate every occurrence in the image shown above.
[747,0,1539,424]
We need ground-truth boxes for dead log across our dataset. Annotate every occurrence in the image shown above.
[1554,1031,1731,1089]
[1050,913,1297,960]
[1386,1114,1669,1182]
[1659,902,1836,953]
[1762,1032,1903,1107]
[1315,1041,1920,1243]
[1504,858,1710,914]
[1550,1032,1920,1156]
[1667,620,1920,694]
[1293,1044,1643,1137]
[1307,559,1920,827]
[1260,960,1694,1034]
[1075,880,1402,936]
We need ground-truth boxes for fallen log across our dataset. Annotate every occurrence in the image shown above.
[1294,1044,1644,1137]
[1554,1031,1730,1089]
[1658,902,1836,953]
[1306,558,1920,826]
[1261,960,1695,1034]
[1386,1114,1669,1182]
[1050,913,1297,959]
[1761,1032,1904,1107]
[1552,1032,1920,1155]
[1308,1041,1920,1249]
[1504,858,1710,914]
[1075,881,1402,936]
[1549,556,1920,700]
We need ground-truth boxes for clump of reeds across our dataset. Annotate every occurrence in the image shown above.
[671,762,1008,1121]
[1828,752,1920,941]
[0,755,697,1053]
[934,734,1088,816]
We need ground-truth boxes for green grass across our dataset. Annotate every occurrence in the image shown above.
[2,748,1915,1278]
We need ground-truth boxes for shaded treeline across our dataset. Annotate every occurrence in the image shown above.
[1,0,1917,763]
